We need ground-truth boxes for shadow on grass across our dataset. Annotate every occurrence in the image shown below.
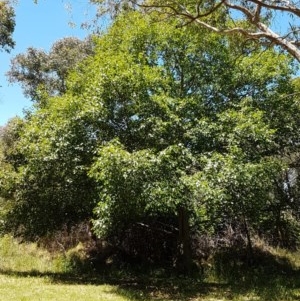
[1,248,300,301]
[0,267,228,301]
[213,247,300,301]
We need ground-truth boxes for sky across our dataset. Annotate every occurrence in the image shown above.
[0,0,97,126]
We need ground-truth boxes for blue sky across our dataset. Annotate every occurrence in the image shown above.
[0,0,97,126]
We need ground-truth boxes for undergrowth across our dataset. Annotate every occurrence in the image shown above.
[0,234,58,273]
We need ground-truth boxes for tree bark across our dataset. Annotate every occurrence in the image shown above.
[177,206,192,274]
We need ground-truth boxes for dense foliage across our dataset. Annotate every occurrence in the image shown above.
[1,9,300,269]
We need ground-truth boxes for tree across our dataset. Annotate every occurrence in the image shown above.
[0,116,25,170]
[93,0,300,62]
[2,10,299,271]
[0,1,15,52]
[0,117,25,232]
[1,98,99,238]
[77,11,296,267]
[7,36,95,105]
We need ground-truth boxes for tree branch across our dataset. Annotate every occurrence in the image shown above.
[253,3,262,23]
[127,0,300,61]
[249,0,300,18]
[180,5,300,61]
[224,1,255,21]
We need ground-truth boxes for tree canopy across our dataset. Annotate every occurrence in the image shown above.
[92,0,300,62]
[1,5,300,271]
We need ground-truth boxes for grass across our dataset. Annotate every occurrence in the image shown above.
[1,235,300,300]
[0,276,128,301]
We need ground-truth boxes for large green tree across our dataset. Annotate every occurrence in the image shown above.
[2,10,300,270]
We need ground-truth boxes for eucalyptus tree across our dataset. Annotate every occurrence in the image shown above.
[93,0,300,62]
[7,36,95,106]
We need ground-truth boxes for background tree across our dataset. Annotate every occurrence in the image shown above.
[1,98,99,239]
[0,1,15,52]
[7,36,95,106]
[0,117,24,232]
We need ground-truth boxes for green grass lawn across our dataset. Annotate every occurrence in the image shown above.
[1,270,300,301]
[0,275,128,301]
[1,235,300,301]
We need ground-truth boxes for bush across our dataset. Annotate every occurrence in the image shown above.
[54,243,92,274]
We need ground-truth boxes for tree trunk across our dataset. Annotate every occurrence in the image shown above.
[177,206,192,274]
[243,216,254,265]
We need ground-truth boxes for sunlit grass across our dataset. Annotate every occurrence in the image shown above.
[0,276,134,301]
[0,235,146,301]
